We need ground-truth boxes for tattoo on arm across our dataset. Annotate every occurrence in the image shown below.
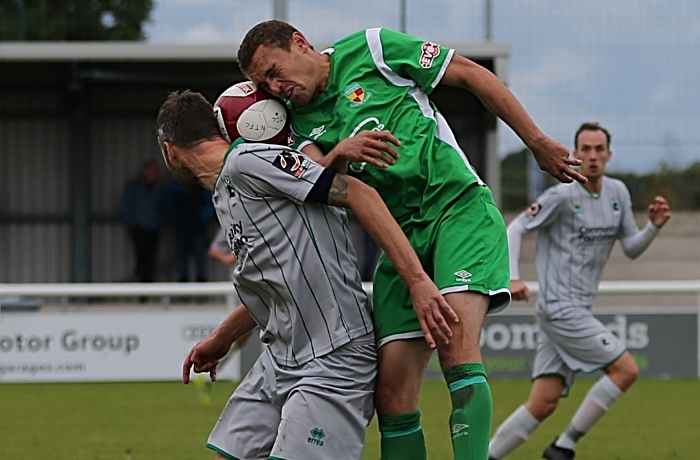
[327,175,349,205]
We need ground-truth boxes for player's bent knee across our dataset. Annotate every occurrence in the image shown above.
[608,352,640,390]
[625,359,640,382]
[526,397,558,421]
[526,375,564,421]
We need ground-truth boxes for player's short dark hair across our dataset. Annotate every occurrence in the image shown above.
[238,20,299,73]
[156,90,221,149]
[156,90,221,195]
[575,122,612,150]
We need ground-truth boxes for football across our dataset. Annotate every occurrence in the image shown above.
[214,81,291,145]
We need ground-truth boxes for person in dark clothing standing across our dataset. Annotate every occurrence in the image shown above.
[168,180,215,282]
[120,159,167,282]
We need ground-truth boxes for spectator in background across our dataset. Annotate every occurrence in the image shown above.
[120,159,167,282]
[168,180,216,282]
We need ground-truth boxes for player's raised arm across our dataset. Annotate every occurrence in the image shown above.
[619,195,671,259]
[301,131,401,172]
[441,54,586,184]
[325,173,458,348]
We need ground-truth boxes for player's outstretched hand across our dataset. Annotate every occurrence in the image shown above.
[182,335,230,384]
[409,277,459,349]
[530,136,587,184]
[648,195,671,228]
[329,130,401,168]
[510,279,531,302]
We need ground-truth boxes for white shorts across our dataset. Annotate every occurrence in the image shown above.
[532,308,626,397]
[207,333,376,460]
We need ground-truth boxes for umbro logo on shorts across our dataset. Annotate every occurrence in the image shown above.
[454,270,472,283]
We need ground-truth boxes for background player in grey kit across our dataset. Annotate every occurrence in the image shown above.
[488,122,671,460]
[156,90,453,460]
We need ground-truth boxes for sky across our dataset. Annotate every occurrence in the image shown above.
[144,0,700,174]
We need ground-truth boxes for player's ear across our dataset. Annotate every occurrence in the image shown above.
[291,31,309,52]
[162,141,179,163]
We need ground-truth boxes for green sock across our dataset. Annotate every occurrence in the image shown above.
[378,411,427,460]
[444,362,493,460]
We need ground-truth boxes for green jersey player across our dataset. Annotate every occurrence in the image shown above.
[238,20,587,460]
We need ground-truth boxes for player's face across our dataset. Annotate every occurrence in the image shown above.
[246,35,320,107]
[574,129,611,180]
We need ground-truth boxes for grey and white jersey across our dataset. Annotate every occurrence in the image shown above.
[510,177,643,316]
[212,141,373,367]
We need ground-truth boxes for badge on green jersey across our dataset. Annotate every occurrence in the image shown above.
[343,82,372,108]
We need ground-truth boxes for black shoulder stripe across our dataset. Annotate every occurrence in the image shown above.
[305,168,336,204]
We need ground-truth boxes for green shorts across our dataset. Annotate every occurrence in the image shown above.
[372,185,511,347]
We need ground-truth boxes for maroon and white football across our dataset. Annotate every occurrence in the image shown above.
[214,81,290,145]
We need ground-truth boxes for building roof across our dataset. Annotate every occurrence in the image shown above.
[0,41,509,62]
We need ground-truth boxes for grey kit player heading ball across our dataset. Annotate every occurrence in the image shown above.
[488,122,671,460]
[156,90,452,460]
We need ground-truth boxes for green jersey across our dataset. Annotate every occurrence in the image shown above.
[289,28,485,227]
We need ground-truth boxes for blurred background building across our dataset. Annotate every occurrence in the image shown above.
[2,0,699,283]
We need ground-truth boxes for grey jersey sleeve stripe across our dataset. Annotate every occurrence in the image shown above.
[240,171,308,201]
[245,151,318,187]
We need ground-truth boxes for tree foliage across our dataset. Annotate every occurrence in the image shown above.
[0,0,154,41]
[609,162,700,210]
[501,149,700,211]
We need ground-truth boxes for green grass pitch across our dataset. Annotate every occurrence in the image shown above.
[0,378,696,459]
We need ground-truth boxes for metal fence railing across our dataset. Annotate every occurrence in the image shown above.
[2,280,700,311]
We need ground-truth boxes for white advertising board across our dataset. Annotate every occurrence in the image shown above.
[0,310,239,383]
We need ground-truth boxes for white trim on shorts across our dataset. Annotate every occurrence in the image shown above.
[377,287,512,349]
[439,285,511,314]
[377,331,425,349]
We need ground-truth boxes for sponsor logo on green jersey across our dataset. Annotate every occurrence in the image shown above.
[419,41,441,68]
